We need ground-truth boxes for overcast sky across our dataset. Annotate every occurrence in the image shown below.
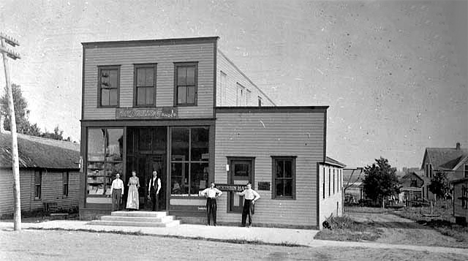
[1,0,467,169]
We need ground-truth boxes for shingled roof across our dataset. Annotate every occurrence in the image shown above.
[0,131,80,170]
[421,145,468,171]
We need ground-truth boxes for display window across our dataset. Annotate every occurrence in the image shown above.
[170,127,209,197]
[86,128,124,198]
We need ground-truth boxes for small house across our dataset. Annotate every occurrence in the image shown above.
[0,127,80,217]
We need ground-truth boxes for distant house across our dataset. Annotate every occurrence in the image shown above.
[0,128,80,217]
[420,143,468,200]
[343,168,364,203]
[399,171,427,202]
[452,178,468,226]
[318,157,346,228]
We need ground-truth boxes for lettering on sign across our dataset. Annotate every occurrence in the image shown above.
[116,107,178,119]
[258,182,270,191]
[216,184,247,192]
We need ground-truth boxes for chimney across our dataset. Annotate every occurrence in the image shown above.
[456,142,461,150]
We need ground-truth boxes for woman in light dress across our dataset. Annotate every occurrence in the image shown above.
[126,171,140,210]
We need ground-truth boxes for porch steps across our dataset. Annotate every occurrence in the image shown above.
[88,211,180,228]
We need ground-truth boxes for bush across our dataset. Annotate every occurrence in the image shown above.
[315,214,383,242]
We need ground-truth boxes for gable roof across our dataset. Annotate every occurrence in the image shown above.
[421,147,468,170]
[0,131,80,170]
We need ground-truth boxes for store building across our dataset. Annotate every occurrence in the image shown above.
[80,36,339,228]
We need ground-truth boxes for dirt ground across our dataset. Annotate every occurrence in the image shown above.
[345,208,467,249]
[1,229,467,261]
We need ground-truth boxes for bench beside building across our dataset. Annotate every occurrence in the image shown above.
[80,36,343,229]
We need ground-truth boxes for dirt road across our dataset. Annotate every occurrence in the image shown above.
[1,229,467,261]
[346,209,466,248]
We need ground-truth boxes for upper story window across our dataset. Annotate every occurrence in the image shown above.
[465,165,468,178]
[98,66,120,107]
[219,71,227,106]
[258,96,262,107]
[174,62,198,106]
[236,83,245,106]
[135,64,156,107]
[272,156,296,199]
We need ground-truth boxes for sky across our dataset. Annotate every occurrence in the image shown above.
[0,0,467,169]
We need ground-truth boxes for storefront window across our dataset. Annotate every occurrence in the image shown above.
[191,127,209,161]
[171,127,209,196]
[87,128,123,198]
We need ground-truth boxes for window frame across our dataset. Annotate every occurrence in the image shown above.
[133,63,157,107]
[63,171,69,198]
[34,171,42,200]
[170,126,210,197]
[97,65,121,108]
[174,62,198,107]
[271,156,296,200]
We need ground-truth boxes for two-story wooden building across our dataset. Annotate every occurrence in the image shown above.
[80,36,338,228]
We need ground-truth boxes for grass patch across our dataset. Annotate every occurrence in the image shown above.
[314,215,382,242]
[394,201,468,244]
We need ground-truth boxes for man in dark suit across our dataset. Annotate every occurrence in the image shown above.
[147,170,161,211]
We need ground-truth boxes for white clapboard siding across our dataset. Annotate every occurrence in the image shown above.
[83,43,215,120]
[214,109,325,227]
[216,50,276,107]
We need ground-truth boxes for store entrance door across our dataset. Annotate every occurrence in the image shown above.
[228,158,254,213]
[138,155,166,211]
[126,127,167,211]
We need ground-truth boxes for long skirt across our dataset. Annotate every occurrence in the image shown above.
[126,185,139,209]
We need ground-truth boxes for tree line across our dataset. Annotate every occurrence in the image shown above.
[360,157,450,208]
[1,84,71,141]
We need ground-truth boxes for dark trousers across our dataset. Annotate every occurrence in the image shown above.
[242,199,254,226]
[112,189,122,211]
[150,192,158,211]
[206,198,217,225]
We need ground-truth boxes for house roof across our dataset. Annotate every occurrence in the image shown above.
[400,171,427,188]
[0,131,80,170]
[323,156,346,168]
[343,168,364,186]
[421,147,468,171]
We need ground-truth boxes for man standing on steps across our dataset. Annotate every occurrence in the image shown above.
[147,170,161,211]
[201,182,223,226]
[109,173,124,211]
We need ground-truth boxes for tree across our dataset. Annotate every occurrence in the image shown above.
[1,83,69,141]
[0,83,33,134]
[428,172,450,202]
[41,126,64,141]
[362,157,400,208]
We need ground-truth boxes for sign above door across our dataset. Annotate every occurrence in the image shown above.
[116,107,178,119]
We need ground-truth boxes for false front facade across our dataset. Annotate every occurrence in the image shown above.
[80,36,336,228]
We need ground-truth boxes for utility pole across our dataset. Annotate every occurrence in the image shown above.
[0,32,21,231]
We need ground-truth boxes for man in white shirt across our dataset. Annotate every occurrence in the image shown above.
[147,170,161,211]
[110,173,124,211]
[201,182,223,226]
[237,183,260,227]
